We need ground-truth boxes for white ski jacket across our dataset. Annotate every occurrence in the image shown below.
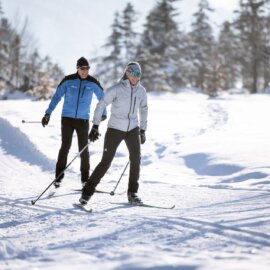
[92,79,148,132]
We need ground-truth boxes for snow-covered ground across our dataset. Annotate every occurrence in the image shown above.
[1,91,270,270]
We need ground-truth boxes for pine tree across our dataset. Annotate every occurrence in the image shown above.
[202,51,228,97]
[217,21,240,90]
[261,1,270,89]
[189,0,215,92]
[19,49,41,92]
[233,0,267,93]
[49,63,64,88]
[0,0,4,91]
[9,34,21,88]
[93,4,140,86]
[136,45,172,92]
[121,2,138,62]
[138,0,181,92]
[0,17,13,91]
[94,12,123,86]
[0,3,64,98]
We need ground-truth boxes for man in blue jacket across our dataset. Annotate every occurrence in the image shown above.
[41,57,106,188]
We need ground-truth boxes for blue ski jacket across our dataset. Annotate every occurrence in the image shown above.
[45,73,106,120]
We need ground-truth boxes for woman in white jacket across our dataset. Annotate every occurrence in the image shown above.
[80,62,148,206]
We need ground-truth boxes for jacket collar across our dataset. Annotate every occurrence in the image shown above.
[75,72,88,81]
[121,79,140,89]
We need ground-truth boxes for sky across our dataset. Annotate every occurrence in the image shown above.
[1,90,270,269]
[1,0,239,74]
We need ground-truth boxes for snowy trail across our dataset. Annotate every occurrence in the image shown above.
[1,93,270,269]
[2,184,270,269]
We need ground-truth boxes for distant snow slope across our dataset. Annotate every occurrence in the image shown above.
[1,92,270,270]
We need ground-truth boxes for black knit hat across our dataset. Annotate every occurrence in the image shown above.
[77,57,89,68]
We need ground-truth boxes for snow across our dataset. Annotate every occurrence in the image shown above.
[1,91,270,270]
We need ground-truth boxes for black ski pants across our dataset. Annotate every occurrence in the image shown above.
[56,117,89,182]
[84,127,141,196]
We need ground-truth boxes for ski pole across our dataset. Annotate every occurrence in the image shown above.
[109,160,129,196]
[31,142,90,205]
[22,120,41,123]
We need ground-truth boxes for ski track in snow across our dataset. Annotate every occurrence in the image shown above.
[151,101,229,160]
[1,94,270,269]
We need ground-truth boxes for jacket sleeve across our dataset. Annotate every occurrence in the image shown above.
[139,88,148,131]
[45,81,66,115]
[93,84,107,117]
[92,85,117,125]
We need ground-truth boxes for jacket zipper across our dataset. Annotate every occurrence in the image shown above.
[127,87,133,131]
[81,86,86,98]
[75,81,82,118]
[132,97,136,114]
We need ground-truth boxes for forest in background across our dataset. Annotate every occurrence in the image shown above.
[0,0,64,100]
[1,0,270,99]
[93,0,270,96]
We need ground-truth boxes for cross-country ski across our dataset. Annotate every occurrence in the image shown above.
[110,202,175,210]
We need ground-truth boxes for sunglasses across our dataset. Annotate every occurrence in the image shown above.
[79,66,90,71]
[131,71,141,77]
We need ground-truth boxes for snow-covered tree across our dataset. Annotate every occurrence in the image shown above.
[189,0,215,91]
[217,21,240,90]
[8,34,21,88]
[26,71,55,100]
[0,3,63,98]
[261,1,270,89]
[121,2,138,62]
[136,45,172,92]
[23,53,63,98]
[18,49,42,92]
[233,0,268,93]
[202,51,228,97]
[93,12,123,87]
[0,17,13,91]
[49,63,64,88]
[138,0,181,92]
[93,3,140,87]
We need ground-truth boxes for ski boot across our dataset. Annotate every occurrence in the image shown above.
[127,192,143,205]
[79,192,91,206]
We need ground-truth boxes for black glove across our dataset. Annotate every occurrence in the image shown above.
[88,125,100,142]
[101,115,107,121]
[140,129,146,144]
[42,114,50,127]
